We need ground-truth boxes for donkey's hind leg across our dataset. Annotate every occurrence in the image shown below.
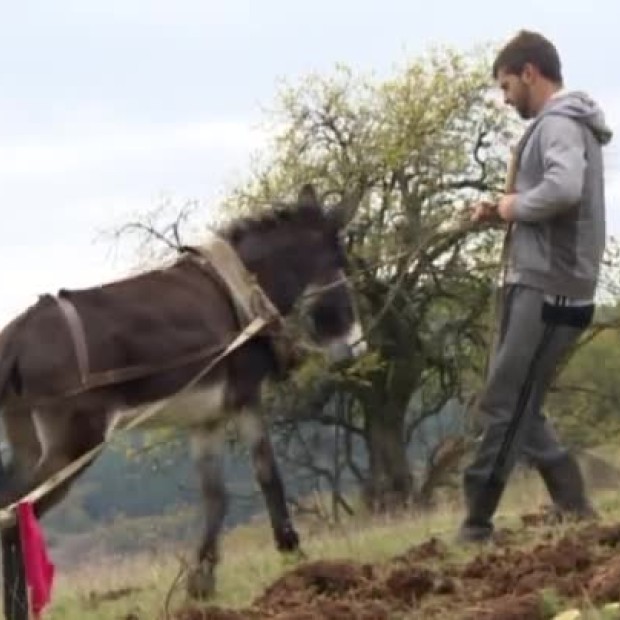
[0,407,106,517]
[0,406,105,620]
[0,407,43,501]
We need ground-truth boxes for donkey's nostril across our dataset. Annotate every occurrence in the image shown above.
[327,341,353,364]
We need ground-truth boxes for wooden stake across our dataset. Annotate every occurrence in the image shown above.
[0,454,28,620]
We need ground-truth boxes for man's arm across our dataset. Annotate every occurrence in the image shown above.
[512,115,586,222]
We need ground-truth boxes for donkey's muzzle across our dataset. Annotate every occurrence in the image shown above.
[326,320,367,363]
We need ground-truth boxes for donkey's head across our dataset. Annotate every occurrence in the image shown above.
[292,184,367,362]
[227,183,367,363]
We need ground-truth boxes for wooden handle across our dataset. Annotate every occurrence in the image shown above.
[504,146,517,193]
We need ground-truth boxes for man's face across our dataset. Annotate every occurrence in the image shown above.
[496,66,534,119]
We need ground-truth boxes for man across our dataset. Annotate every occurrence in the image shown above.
[458,30,613,542]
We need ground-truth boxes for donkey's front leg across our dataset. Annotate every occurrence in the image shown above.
[187,424,228,600]
[237,410,301,556]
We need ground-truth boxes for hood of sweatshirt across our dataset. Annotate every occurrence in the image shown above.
[541,90,613,145]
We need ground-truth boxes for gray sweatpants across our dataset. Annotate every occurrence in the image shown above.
[464,284,593,491]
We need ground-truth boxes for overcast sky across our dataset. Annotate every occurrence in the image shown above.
[0,0,618,326]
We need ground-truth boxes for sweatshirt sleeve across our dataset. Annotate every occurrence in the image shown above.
[512,115,587,222]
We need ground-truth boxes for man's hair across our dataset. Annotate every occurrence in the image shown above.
[492,30,563,84]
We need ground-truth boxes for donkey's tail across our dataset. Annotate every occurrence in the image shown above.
[0,315,22,403]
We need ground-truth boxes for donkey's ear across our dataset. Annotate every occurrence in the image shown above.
[297,183,319,208]
[329,184,365,229]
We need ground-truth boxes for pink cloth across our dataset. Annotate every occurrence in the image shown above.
[16,502,54,619]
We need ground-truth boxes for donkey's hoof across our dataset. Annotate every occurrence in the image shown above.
[281,547,307,566]
[186,564,216,600]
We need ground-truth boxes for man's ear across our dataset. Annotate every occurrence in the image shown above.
[521,62,536,84]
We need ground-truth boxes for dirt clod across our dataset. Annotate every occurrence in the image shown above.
[388,566,435,602]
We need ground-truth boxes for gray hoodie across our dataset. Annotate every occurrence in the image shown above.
[506,90,613,300]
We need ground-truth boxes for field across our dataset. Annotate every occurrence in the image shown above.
[37,453,620,619]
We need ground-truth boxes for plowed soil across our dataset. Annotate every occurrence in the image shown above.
[165,519,620,619]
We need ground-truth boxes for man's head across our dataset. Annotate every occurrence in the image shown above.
[493,30,563,119]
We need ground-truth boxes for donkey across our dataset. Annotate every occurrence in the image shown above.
[0,183,366,599]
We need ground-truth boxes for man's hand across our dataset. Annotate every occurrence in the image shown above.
[497,193,517,221]
[470,200,498,223]
[470,194,518,224]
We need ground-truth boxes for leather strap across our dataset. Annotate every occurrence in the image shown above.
[54,294,90,386]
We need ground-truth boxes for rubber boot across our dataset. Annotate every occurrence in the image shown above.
[538,452,598,522]
[456,475,506,543]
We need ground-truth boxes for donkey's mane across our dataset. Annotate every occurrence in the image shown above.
[220,201,327,246]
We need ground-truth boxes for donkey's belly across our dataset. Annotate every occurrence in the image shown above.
[110,382,228,432]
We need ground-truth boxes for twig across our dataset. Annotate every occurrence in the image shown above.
[164,555,190,620]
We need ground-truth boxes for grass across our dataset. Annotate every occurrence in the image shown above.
[17,454,620,619]
[46,509,466,619]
